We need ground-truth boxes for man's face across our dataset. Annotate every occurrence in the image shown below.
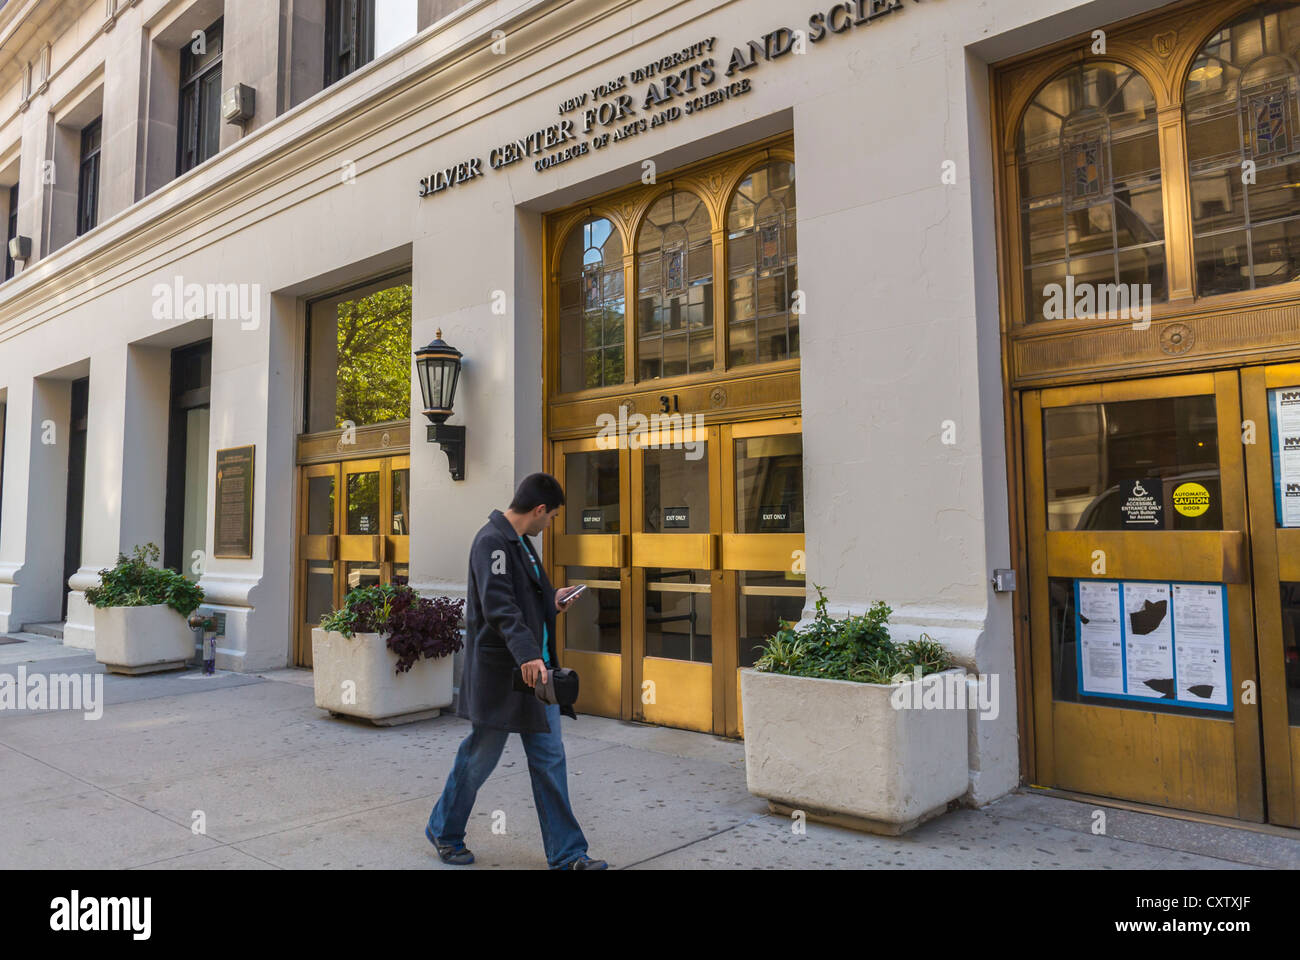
[526,505,561,537]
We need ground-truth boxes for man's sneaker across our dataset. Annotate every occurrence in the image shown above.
[426,826,475,865]
[560,855,607,870]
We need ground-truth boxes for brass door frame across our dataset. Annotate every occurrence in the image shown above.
[631,421,720,734]
[1243,361,1300,826]
[720,417,805,738]
[553,435,632,721]
[539,135,805,734]
[988,0,1300,791]
[292,454,411,667]
[294,462,339,667]
[1024,371,1264,820]
[550,419,805,737]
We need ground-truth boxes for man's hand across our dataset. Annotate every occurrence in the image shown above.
[521,658,549,688]
[556,585,582,612]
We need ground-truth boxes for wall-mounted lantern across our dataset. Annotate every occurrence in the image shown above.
[414,329,465,481]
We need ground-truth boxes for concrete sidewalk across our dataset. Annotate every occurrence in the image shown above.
[1,634,1296,870]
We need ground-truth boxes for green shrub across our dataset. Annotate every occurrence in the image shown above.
[83,543,204,618]
[753,585,953,684]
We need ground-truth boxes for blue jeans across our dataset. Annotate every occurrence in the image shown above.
[426,703,588,869]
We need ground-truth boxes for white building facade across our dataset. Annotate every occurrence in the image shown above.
[2,0,1298,825]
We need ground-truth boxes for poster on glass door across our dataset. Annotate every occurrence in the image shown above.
[1171,583,1230,707]
[1074,579,1232,712]
[1076,581,1124,695]
[1269,386,1300,528]
[1121,581,1174,699]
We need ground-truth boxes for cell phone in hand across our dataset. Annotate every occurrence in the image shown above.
[561,584,587,603]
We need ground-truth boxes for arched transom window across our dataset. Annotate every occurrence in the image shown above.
[637,190,714,380]
[1186,2,1300,295]
[558,217,625,393]
[552,149,799,396]
[1017,62,1167,319]
[727,161,797,365]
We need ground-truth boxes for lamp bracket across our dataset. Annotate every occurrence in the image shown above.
[427,423,466,481]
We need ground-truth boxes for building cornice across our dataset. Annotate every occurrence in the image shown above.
[0,0,98,89]
[0,0,666,343]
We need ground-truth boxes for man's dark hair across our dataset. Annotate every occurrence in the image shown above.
[510,472,565,512]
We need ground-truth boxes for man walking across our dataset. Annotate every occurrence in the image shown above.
[426,473,607,870]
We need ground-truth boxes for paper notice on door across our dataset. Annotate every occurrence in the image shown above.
[1077,581,1124,695]
[1122,582,1174,699]
[1171,583,1229,707]
[1274,387,1300,527]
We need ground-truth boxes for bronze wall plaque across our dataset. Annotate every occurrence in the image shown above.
[214,445,255,559]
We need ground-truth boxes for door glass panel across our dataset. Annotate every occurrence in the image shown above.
[345,561,381,592]
[565,451,620,534]
[1049,576,1232,718]
[1267,386,1300,528]
[181,407,210,580]
[563,566,621,654]
[645,568,711,662]
[1043,394,1221,531]
[643,447,709,532]
[393,563,409,585]
[307,475,335,534]
[346,471,381,534]
[1282,583,1300,727]
[735,435,803,533]
[738,570,805,667]
[392,468,410,535]
[305,563,335,624]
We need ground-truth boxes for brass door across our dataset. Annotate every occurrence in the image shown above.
[720,418,806,738]
[631,421,720,733]
[1243,362,1300,827]
[553,437,629,721]
[294,455,411,667]
[1024,372,1265,820]
[553,425,721,733]
[553,418,805,736]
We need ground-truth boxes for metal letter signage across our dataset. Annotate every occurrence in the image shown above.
[417,1,910,197]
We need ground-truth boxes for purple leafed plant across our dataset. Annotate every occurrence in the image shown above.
[319,582,465,673]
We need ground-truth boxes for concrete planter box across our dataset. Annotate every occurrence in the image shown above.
[312,628,453,726]
[740,667,969,835]
[93,604,193,675]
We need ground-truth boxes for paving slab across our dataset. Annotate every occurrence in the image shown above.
[0,787,215,869]
[2,644,1296,870]
[986,792,1300,870]
[630,808,1257,870]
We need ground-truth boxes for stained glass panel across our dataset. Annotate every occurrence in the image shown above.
[637,191,713,380]
[1016,62,1166,321]
[727,162,797,365]
[1186,5,1300,294]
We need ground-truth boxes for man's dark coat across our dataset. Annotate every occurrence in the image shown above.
[458,510,574,733]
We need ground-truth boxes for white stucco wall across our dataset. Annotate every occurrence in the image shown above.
[0,0,1183,804]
